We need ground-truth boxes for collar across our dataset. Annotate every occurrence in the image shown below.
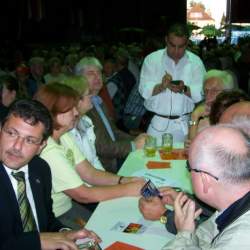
[3,164,29,177]
[164,49,189,65]
[215,191,250,233]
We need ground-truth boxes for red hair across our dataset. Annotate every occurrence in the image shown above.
[34,83,79,129]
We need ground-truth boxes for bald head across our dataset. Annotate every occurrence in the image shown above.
[189,125,250,184]
[220,101,250,123]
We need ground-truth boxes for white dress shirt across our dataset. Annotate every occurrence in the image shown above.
[70,116,104,171]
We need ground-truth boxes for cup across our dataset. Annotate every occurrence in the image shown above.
[162,133,173,153]
[144,136,157,157]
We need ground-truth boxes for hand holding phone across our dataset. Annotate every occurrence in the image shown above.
[140,180,162,199]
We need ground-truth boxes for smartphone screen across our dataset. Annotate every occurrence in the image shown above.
[140,180,162,199]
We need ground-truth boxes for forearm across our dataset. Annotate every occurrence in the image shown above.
[76,160,119,186]
[66,183,137,204]
[188,122,199,140]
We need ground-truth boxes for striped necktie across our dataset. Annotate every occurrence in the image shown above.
[12,171,37,232]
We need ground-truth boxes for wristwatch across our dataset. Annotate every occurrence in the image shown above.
[160,214,167,224]
[159,210,168,224]
[189,120,198,126]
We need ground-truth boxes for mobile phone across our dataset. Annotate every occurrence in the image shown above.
[140,180,162,199]
[171,80,181,85]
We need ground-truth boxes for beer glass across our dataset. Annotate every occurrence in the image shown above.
[162,133,173,153]
[144,136,157,157]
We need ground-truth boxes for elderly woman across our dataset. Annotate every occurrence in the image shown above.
[187,69,234,141]
[35,83,144,229]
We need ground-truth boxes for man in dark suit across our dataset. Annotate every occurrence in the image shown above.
[0,99,100,250]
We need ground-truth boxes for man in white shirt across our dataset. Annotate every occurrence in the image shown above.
[139,23,206,145]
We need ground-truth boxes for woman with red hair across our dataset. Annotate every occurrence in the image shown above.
[34,83,144,229]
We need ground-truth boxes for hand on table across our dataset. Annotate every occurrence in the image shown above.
[139,196,166,220]
[174,192,202,233]
[40,228,101,250]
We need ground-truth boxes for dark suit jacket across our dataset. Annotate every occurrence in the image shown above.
[87,99,134,173]
[0,156,63,250]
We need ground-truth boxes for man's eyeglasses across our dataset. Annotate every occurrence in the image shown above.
[2,127,43,146]
[186,160,219,181]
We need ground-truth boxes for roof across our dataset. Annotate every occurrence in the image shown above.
[187,4,214,21]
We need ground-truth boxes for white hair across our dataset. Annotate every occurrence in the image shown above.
[74,57,103,76]
[204,69,234,90]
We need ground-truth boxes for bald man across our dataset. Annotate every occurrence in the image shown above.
[219,101,250,123]
[162,124,250,249]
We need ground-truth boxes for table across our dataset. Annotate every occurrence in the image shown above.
[85,149,192,250]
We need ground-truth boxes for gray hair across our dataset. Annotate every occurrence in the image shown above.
[196,124,250,184]
[74,57,103,76]
[204,69,234,90]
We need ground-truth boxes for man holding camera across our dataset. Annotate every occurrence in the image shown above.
[139,23,205,144]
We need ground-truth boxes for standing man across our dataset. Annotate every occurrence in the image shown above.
[0,99,99,250]
[163,123,250,249]
[139,23,206,144]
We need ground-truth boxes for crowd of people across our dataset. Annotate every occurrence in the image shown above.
[0,22,250,249]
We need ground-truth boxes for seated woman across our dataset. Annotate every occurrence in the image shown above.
[62,75,104,171]
[188,69,234,141]
[34,83,144,229]
[209,89,250,125]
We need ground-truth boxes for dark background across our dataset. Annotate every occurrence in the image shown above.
[0,0,187,44]
[0,0,249,44]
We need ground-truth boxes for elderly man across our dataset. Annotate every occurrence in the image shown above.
[0,99,99,250]
[139,23,206,145]
[75,57,147,173]
[162,123,250,249]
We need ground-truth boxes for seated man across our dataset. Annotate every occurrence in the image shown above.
[0,99,99,250]
[162,122,250,249]
[75,56,147,173]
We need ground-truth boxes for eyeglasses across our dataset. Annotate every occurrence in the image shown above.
[203,88,222,96]
[2,127,43,146]
[186,160,219,181]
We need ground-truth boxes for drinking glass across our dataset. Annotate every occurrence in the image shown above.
[144,136,157,157]
[162,133,173,153]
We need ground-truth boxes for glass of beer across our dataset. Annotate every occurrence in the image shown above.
[144,136,157,157]
[162,133,173,153]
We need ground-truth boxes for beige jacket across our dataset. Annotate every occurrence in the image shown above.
[162,210,250,250]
